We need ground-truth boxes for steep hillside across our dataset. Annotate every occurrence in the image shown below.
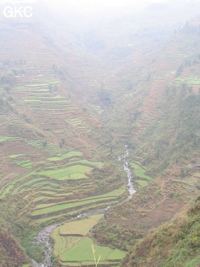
[122,196,200,267]
[92,20,200,260]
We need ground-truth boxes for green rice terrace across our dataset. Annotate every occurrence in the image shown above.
[0,127,128,265]
[0,75,128,266]
[11,81,103,148]
[0,143,126,224]
[51,214,126,266]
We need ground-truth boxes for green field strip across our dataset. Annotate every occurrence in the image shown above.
[32,108,71,111]
[22,88,50,92]
[34,193,118,211]
[14,159,33,169]
[0,185,13,198]
[36,188,65,194]
[67,160,103,167]
[32,196,68,204]
[13,86,25,91]
[29,100,70,104]
[46,146,66,156]
[35,185,125,208]
[37,187,93,196]
[18,181,63,194]
[10,172,36,185]
[35,213,72,225]
[28,92,51,95]
[28,95,51,98]
[34,200,119,224]
[26,84,48,87]
[23,194,73,211]
[131,163,153,181]
[136,180,149,187]
[27,101,70,105]
[175,76,200,85]
[17,177,47,187]
[59,214,103,236]
[70,118,83,123]
[32,186,125,216]
[189,80,200,85]
[27,95,65,100]
[25,97,70,103]
[31,196,120,217]
[27,180,63,188]
[52,228,82,256]
[26,140,44,149]
[41,171,88,180]
[8,154,26,158]
[0,136,18,143]
[38,165,92,180]
[21,185,67,195]
[33,195,117,212]
[29,106,69,110]
[93,186,125,198]
[47,151,82,161]
[25,99,42,102]
[68,119,84,127]
[36,185,67,192]
[59,237,126,263]
[58,262,119,267]
[0,172,34,198]
[52,214,103,256]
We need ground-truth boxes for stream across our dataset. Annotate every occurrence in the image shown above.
[32,146,135,267]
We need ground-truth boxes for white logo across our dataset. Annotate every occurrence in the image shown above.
[4,6,33,18]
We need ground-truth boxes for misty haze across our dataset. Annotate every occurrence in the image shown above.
[0,0,200,267]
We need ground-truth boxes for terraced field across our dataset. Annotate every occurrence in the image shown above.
[11,81,102,151]
[131,162,154,189]
[12,82,75,132]
[0,75,127,223]
[0,138,125,225]
[51,214,126,266]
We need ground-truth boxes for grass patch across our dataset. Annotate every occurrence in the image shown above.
[32,186,125,216]
[52,215,125,265]
[8,154,25,158]
[131,163,153,181]
[52,214,103,257]
[35,200,119,224]
[136,180,148,187]
[52,227,81,256]
[39,165,92,180]
[59,237,126,262]
[59,214,103,236]
[32,196,114,216]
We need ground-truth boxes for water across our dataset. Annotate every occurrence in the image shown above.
[33,146,135,267]
[32,223,60,267]
[119,146,136,198]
